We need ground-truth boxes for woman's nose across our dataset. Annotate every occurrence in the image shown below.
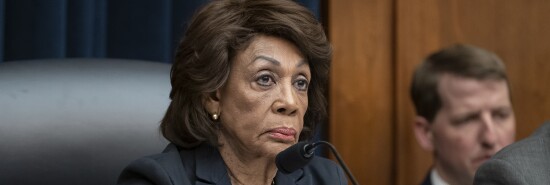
[272,84,299,116]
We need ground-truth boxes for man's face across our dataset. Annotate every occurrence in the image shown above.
[428,74,515,184]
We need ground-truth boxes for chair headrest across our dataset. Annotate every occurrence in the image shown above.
[0,59,170,185]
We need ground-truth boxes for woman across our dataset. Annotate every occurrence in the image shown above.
[117,0,346,184]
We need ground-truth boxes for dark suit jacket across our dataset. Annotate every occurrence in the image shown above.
[473,122,550,185]
[117,143,347,185]
[420,171,432,185]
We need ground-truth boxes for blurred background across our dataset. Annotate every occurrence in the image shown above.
[0,0,320,62]
[2,0,550,184]
[328,0,550,184]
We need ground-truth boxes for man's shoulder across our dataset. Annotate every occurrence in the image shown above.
[493,123,550,161]
[473,122,550,185]
[419,170,432,185]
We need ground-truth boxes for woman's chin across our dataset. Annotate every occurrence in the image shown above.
[264,141,294,156]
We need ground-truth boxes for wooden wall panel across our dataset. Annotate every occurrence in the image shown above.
[395,0,550,184]
[395,1,441,183]
[328,0,550,184]
[328,0,395,184]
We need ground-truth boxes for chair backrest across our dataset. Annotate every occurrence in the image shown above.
[0,59,170,185]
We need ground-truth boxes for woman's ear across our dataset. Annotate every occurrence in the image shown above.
[413,116,434,152]
[203,90,221,115]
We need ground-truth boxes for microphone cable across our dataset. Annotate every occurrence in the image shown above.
[313,141,359,185]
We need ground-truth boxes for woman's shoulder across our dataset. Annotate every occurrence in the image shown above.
[306,156,342,171]
[116,144,193,185]
[128,144,184,171]
[302,157,348,185]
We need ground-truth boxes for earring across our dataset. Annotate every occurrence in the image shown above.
[212,113,219,121]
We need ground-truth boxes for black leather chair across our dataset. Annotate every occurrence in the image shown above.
[0,59,170,185]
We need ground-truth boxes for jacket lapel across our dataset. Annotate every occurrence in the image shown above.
[193,144,310,185]
[275,169,309,185]
[195,144,231,185]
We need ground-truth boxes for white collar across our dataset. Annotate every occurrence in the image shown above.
[431,168,449,185]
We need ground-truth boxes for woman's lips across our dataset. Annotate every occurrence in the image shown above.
[267,127,297,142]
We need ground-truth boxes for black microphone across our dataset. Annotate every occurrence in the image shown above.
[275,141,315,174]
[275,141,360,185]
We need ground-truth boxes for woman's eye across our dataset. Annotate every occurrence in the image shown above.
[294,79,309,91]
[256,75,275,86]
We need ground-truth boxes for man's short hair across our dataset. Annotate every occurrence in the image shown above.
[410,44,509,122]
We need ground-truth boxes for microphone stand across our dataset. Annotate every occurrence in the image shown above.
[312,141,359,185]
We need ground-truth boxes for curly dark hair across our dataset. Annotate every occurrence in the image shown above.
[160,0,331,148]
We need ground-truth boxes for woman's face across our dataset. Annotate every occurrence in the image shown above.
[214,35,310,159]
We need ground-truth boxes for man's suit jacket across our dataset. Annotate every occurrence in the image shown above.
[117,143,348,185]
[474,121,550,185]
[420,172,432,185]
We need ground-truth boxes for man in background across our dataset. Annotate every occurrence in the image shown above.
[410,44,516,185]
